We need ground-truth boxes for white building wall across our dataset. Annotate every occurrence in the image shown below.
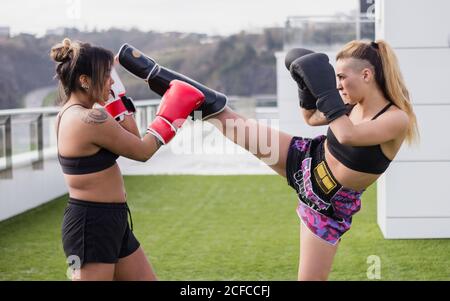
[376,0,450,238]
[276,0,450,239]
[0,150,67,221]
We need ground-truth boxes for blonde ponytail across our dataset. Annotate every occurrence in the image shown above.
[375,40,419,145]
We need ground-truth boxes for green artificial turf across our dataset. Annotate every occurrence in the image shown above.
[0,175,448,280]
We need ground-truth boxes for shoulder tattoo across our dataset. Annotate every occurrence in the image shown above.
[81,108,108,124]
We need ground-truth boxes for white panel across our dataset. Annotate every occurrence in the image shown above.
[396,48,450,104]
[376,0,450,239]
[376,173,387,234]
[376,0,450,48]
[396,105,450,161]
[378,162,450,218]
[382,217,450,239]
[0,158,67,221]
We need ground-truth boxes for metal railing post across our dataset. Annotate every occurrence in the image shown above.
[32,114,44,170]
[139,107,148,135]
[0,116,13,179]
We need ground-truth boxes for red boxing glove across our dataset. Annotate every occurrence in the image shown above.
[104,68,132,122]
[147,80,205,144]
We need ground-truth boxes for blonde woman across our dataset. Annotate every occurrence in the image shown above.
[117,40,418,280]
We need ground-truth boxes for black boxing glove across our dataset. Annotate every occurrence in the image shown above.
[285,48,317,110]
[117,43,226,120]
[290,53,347,122]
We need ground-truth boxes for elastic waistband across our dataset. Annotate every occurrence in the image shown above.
[68,197,128,209]
[319,139,340,185]
[311,138,343,197]
[318,138,364,194]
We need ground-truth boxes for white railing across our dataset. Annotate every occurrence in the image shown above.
[0,96,277,221]
[0,100,160,179]
[0,100,160,221]
[0,96,279,180]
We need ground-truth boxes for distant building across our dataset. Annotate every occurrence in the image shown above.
[0,26,10,39]
[45,27,81,37]
[45,27,66,36]
[283,13,374,51]
[277,9,375,134]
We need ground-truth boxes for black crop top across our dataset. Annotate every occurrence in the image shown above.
[56,104,119,175]
[326,103,393,174]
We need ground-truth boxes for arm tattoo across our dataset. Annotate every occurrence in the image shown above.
[154,135,163,149]
[82,109,108,124]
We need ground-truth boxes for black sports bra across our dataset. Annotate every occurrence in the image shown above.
[326,103,393,174]
[56,104,119,175]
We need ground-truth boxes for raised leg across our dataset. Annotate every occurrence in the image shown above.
[208,106,293,177]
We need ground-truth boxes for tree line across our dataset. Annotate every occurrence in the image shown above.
[0,27,283,109]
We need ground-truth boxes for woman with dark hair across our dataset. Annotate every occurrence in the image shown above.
[51,38,204,280]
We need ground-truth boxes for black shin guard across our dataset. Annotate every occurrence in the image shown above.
[117,43,227,120]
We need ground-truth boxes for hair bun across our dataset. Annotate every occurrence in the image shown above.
[62,38,71,49]
[50,38,74,63]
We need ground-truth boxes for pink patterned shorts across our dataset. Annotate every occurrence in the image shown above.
[286,135,364,245]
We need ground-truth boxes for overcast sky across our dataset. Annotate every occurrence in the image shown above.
[1,0,357,36]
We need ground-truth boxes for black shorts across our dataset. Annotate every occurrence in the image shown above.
[61,198,140,267]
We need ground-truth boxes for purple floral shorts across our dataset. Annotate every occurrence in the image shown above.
[286,135,363,245]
